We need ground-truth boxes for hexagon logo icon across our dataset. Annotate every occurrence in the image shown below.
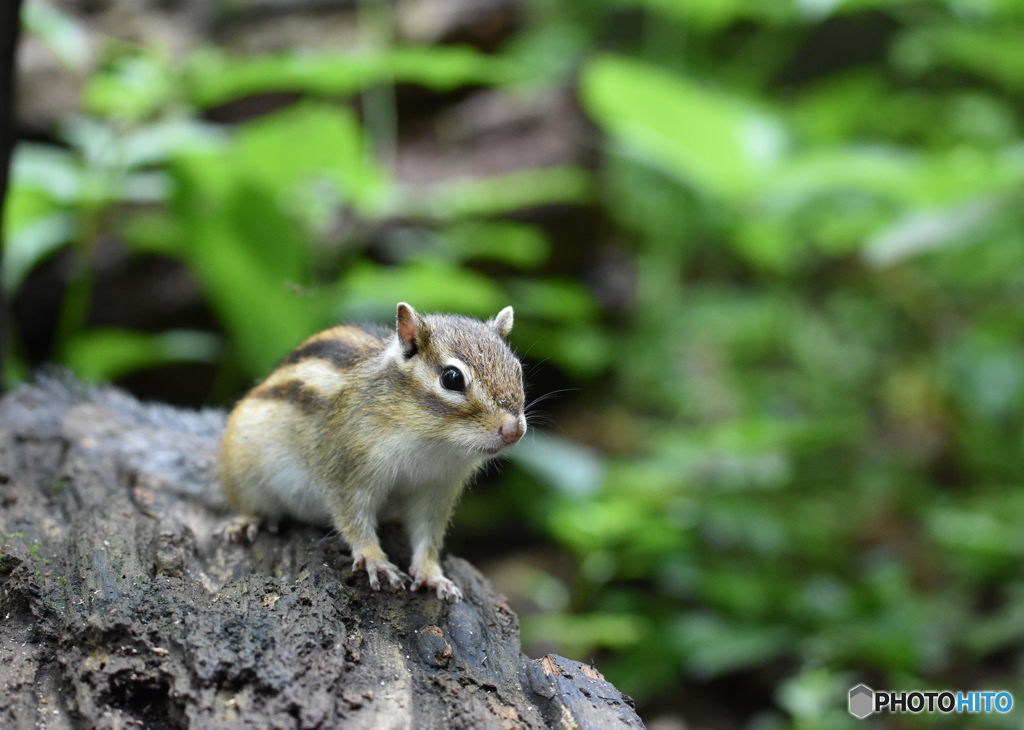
[849,684,874,719]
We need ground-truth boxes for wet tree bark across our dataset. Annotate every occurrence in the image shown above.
[0,377,644,729]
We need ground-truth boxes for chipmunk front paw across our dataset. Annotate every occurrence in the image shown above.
[411,570,463,603]
[216,514,263,543]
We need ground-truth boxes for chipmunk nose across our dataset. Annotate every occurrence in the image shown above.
[499,415,526,445]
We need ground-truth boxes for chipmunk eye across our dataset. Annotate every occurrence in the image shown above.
[440,366,466,392]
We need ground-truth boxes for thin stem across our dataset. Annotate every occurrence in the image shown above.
[357,0,398,171]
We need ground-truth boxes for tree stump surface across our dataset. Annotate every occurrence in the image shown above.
[0,377,644,729]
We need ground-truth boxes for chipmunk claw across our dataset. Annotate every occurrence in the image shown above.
[216,515,262,544]
[353,555,409,591]
[411,573,463,604]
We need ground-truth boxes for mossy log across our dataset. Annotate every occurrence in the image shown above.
[0,377,644,729]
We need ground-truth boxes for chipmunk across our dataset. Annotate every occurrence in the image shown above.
[219,303,526,603]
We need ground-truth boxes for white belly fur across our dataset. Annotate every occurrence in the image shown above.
[228,401,485,525]
[225,399,332,525]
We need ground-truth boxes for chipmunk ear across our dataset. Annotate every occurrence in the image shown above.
[489,306,514,339]
[397,302,427,357]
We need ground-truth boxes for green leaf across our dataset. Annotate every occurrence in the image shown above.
[510,431,605,496]
[235,102,388,211]
[671,612,793,679]
[942,331,1024,422]
[58,116,119,171]
[863,196,1004,267]
[506,278,599,321]
[82,51,175,121]
[624,0,809,28]
[63,329,222,382]
[9,143,80,202]
[121,211,184,257]
[581,55,784,199]
[189,229,322,377]
[169,155,325,376]
[731,215,803,272]
[522,612,648,653]
[118,118,225,170]
[22,0,89,69]
[776,668,848,722]
[2,211,76,291]
[762,145,917,205]
[515,321,611,377]
[438,221,549,268]
[2,151,79,291]
[184,46,513,108]
[337,260,507,320]
[2,184,60,239]
[228,183,313,283]
[501,22,588,84]
[895,25,1024,91]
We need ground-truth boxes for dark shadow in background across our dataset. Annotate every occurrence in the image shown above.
[0,0,26,391]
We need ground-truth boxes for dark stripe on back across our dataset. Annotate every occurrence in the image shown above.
[280,324,392,369]
[281,339,359,368]
[251,379,328,413]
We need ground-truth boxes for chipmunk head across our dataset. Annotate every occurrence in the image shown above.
[393,302,526,456]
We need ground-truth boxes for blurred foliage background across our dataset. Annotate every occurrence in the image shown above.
[5,0,1024,727]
